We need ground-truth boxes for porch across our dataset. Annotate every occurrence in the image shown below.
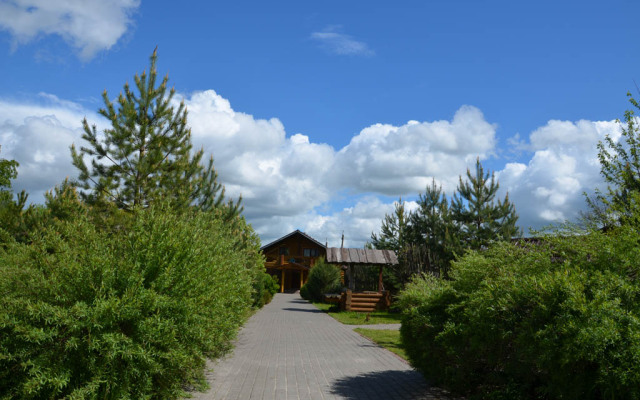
[265,254,312,292]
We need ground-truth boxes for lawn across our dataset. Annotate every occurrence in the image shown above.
[354,328,407,360]
[312,302,402,325]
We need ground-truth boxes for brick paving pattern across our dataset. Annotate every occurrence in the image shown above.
[190,293,450,400]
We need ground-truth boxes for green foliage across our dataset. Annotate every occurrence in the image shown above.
[398,225,640,399]
[0,205,262,399]
[372,161,520,289]
[591,91,640,226]
[0,52,265,400]
[405,179,460,278]
[371,198,409,252]
[0,146,18,190]
[252,271,280,308]
[451,158,521,249]
[70,49,241,217]
[300,258,342,302]
[0,147,40,244]
[370,199,410,292]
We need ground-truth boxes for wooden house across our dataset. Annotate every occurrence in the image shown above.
[262,230,327,293]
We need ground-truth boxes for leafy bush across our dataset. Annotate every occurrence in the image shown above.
[300,258,342,302]
[252,271,280,307]
[398,226,640,400]
[0,205,262,399]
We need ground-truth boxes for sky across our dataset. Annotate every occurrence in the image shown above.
[0,0,639,247]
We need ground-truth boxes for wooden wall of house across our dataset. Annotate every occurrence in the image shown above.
[263,235,326,267]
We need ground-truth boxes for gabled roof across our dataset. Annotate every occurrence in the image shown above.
[260,229,326,251]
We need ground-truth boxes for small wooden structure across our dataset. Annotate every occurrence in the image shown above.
[325,247,398,292]
[340,290,391,312]
[326,247,398,312]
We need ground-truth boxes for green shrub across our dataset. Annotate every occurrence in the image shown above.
[252,271,280,307]
[300,258,342,302]
[398,226,640,400]
[299,282,310,301]
[0,206,262,399]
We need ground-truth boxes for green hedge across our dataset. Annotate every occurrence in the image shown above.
[0,206,263,399]
[398,227,640,400]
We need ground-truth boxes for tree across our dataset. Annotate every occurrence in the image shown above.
[591,91,640,224]
[407,179,459,277]
[300,257,342,302]
[0,147,29,241]
[0,146,18,192]
[71,49,241,217]
[372,160,520,288]
[371,197,409,252]
[451,158,520,249]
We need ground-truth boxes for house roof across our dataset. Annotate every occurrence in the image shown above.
[260,229,326,251]
[325,247,398,265]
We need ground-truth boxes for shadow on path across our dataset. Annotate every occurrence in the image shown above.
[281,307,325,313]
[330,370,452,400]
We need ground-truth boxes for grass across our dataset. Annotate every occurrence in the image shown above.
[354,328,408,360]
[311,302,402,325]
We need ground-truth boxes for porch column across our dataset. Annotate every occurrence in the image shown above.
[300,270,304,288]
[281,269,285,293]
[348,263,355,291]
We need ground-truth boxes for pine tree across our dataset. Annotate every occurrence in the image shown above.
[71,49,241,217]
[408,179,458,276]
[451,158,520,249]
[370,198,410,291]
[0,147,30,241]
[371,198,409,252]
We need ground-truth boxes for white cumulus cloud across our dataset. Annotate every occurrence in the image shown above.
[0,89,620,245]
[0,0,140,60]
[0,94,105,200]
[332,105,497,195]
[497,119,620,232]
[180,90,335,221]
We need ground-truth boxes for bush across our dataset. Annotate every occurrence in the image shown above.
[300,258,342,302]
[398,226,640,400]
[0,205,262,399]
[252,271,280,307]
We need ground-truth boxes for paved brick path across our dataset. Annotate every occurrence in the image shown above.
[190,293,449,400]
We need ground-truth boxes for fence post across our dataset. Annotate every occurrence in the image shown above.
[343,290,352,311]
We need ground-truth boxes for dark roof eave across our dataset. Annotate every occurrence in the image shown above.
[260,229,326,251]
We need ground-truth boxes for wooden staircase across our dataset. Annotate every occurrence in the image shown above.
[340,290,390,312]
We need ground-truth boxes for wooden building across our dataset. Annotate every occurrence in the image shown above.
[262,230,326,293]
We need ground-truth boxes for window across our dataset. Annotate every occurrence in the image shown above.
[303,248,320,257]
[279,247,289,256]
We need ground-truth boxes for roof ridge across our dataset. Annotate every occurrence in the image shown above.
[260,229,326,250]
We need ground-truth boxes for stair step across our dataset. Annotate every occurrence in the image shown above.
[349,301,378,307]
[349,307,377,312]
[351,298,381,303]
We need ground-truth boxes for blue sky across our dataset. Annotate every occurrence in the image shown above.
[0,0,639,246]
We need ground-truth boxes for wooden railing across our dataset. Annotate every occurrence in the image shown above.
[265,255,316,267]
